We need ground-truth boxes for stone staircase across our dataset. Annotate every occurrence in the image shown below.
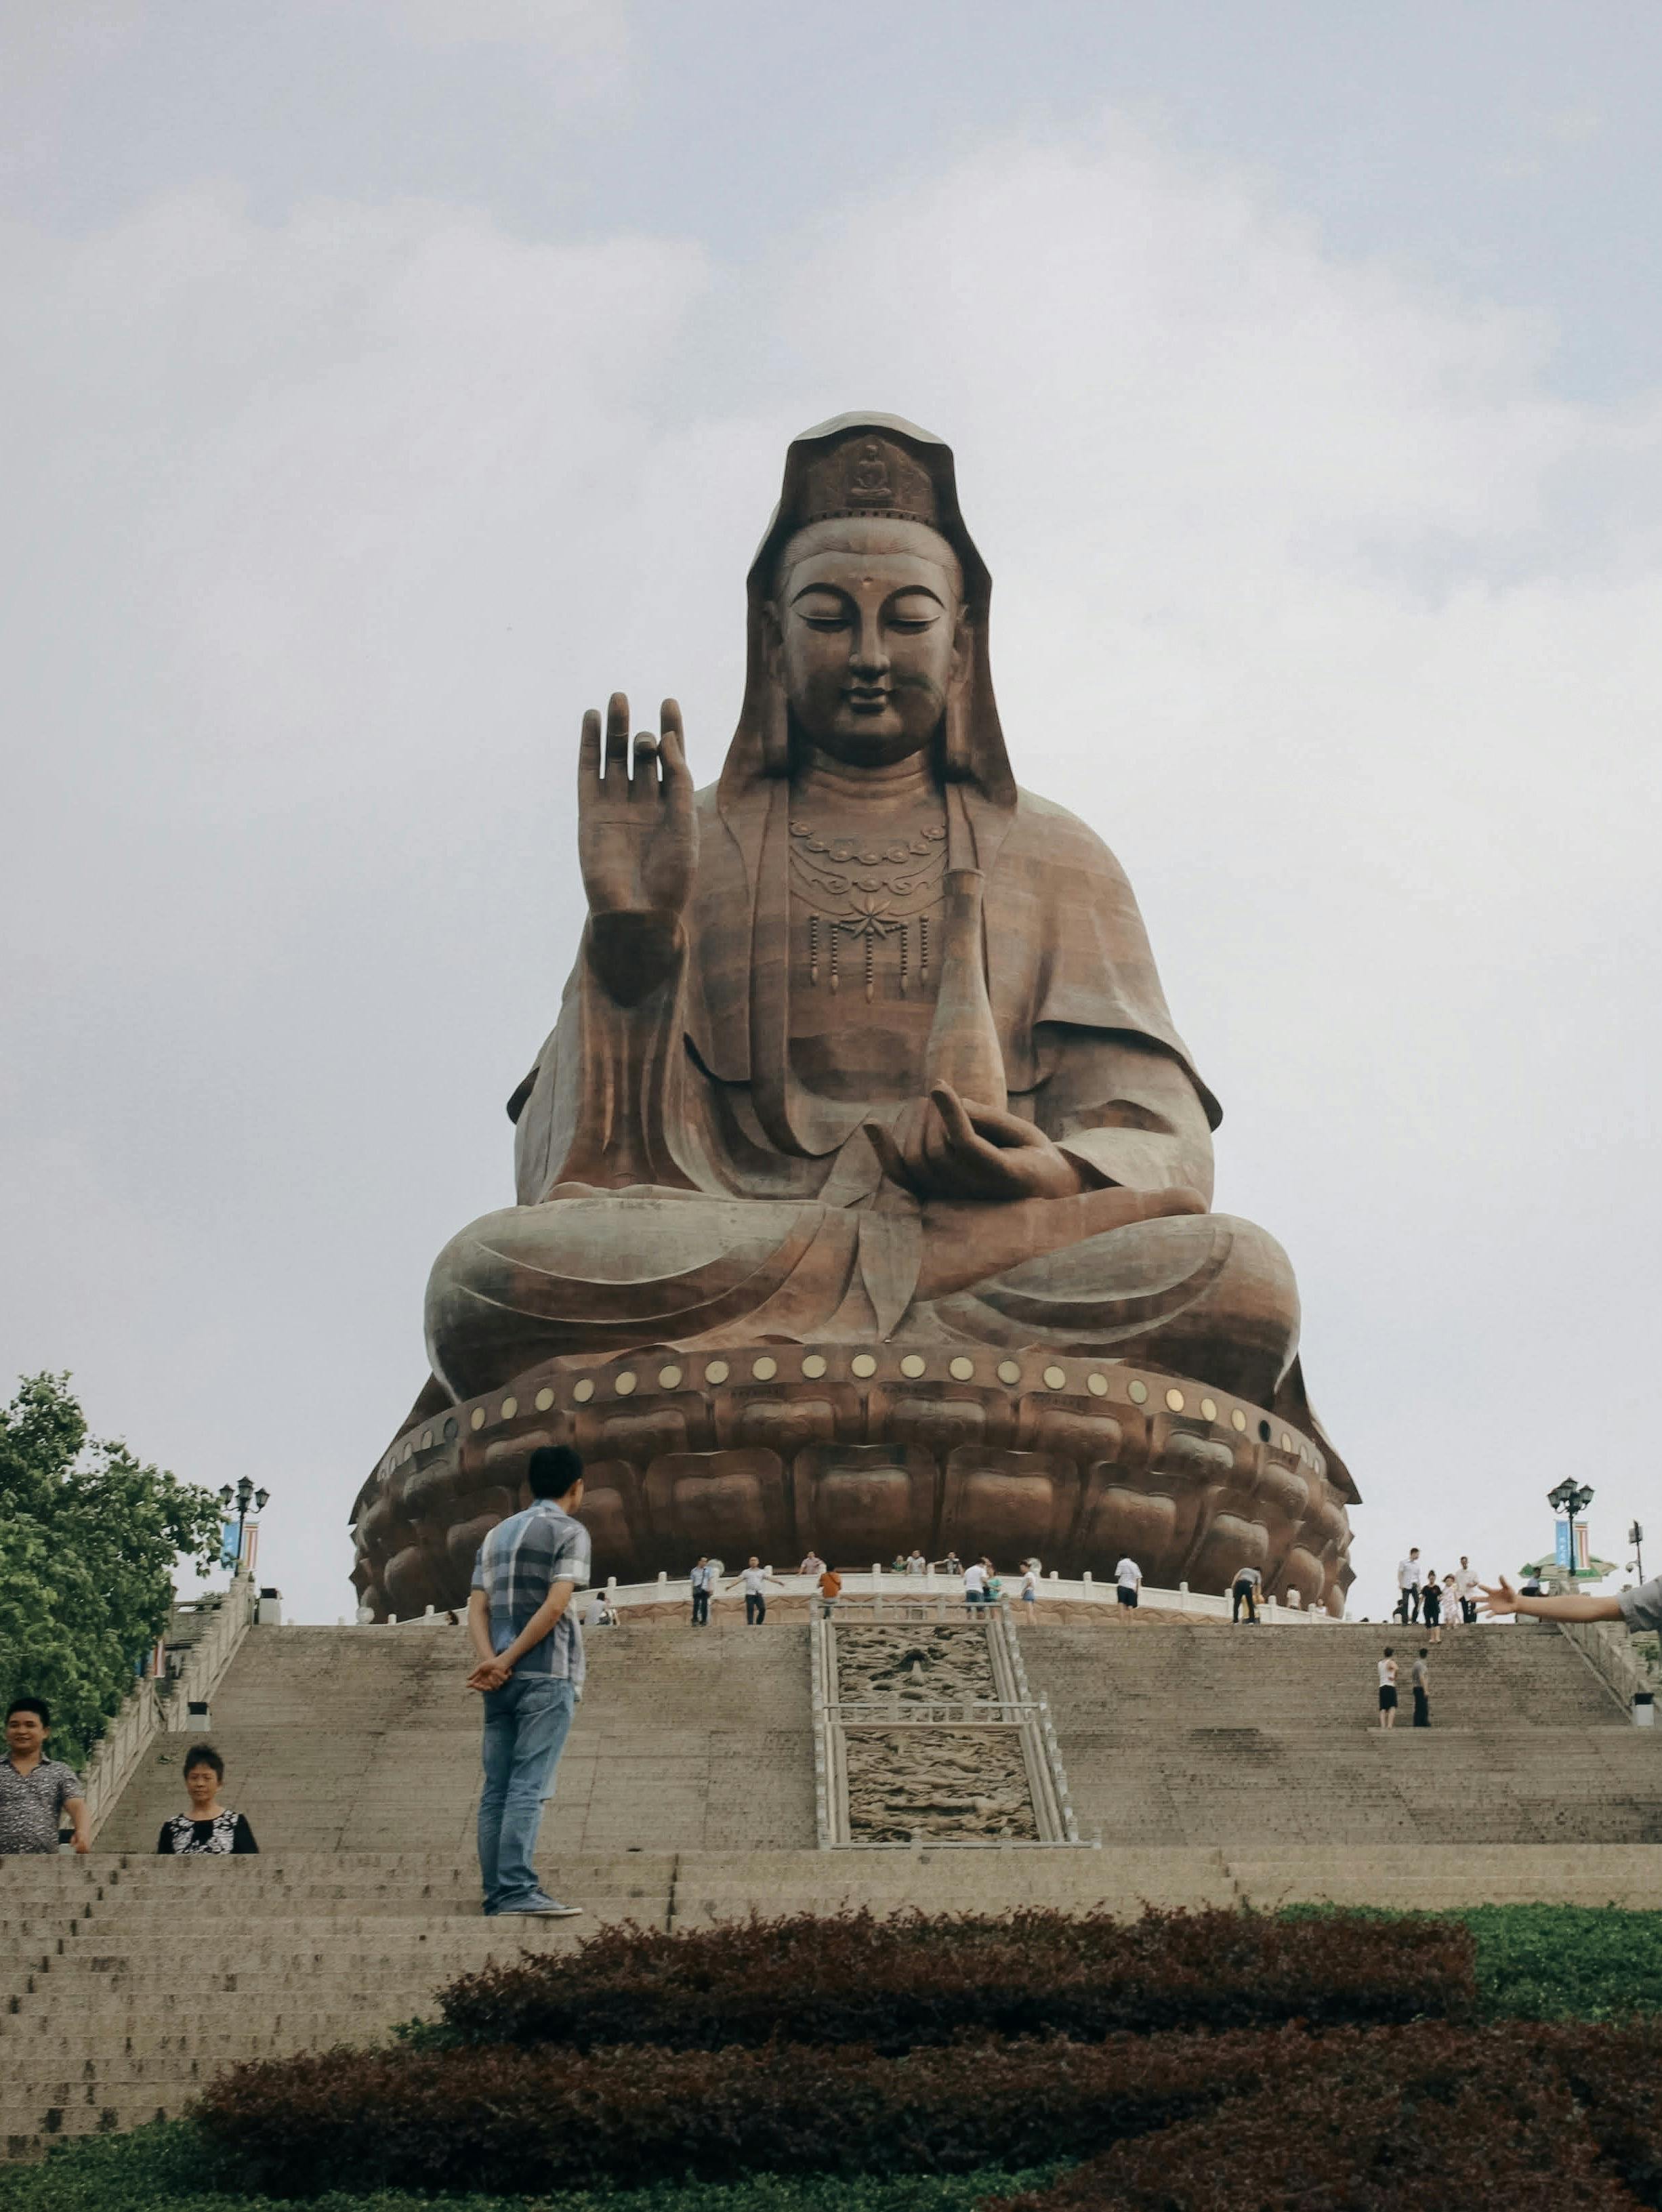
[5,1610,1662,2159]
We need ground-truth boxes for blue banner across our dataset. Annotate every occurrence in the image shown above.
[1554,1519,1573,1568]
[220,1519,243,1570]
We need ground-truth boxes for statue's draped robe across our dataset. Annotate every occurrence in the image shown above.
[428,772,1339,1477]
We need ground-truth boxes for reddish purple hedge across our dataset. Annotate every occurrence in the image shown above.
[987,2020,1662,2212]
[194,2026,1283,2197]
[434,1905,1476,2052]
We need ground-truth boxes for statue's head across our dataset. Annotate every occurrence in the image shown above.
[728,416,1014,805]
[763,512,968,768]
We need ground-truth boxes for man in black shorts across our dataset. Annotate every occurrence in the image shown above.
[1377,1648,1398,1729]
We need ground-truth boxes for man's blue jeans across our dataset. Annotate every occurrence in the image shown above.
[478,1673,577,1912]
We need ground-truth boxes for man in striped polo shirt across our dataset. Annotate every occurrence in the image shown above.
[467,1444,589,1918]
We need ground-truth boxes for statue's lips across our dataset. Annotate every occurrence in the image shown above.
[845,690,892,714]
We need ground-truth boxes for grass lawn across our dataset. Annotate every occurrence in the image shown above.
[0,2133,1048,2212]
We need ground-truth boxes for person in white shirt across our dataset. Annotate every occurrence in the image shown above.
[905,1549,927,1575]
[962,1559,989,1607]
[1020,1561,1040,1608]
[1396,1549,1421,1625]
[1232,1564,1262,1623]
[797,1549,826,1578]
[1455,1557,1479,1626]
[1114,1556,1143,1612]
[689,1556,715,1627]
[1377,1649,1398,1728]
[726,1556,783,1626]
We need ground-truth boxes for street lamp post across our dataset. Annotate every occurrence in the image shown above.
[217,1477,271,1578]
[1546,1479,1594,1583]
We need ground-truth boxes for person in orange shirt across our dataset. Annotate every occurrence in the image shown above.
[818,1566,842,1618]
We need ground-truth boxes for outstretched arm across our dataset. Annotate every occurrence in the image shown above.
[1480,1576,1623,1623]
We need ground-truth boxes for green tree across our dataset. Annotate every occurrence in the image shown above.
[0,1373,225,1765]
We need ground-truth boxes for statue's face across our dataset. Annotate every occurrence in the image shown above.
[768,518,967,767]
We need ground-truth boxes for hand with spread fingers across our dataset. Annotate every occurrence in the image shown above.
[579,692,699,1001]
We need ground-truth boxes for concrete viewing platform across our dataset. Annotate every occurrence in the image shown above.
[5,1606,1660,2159]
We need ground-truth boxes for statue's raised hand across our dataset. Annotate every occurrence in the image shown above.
[579,693,698,1003]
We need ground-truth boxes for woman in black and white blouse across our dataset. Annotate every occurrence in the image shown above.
[155,1743,258,1855]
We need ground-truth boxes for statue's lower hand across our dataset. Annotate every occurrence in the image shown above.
[579,692,698,1003]
[866,1083,1094,1202]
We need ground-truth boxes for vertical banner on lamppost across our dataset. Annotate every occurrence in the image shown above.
[1554,1520,1573,1569]
[220,1520,243,1571]
[1575,1522,1590,1572]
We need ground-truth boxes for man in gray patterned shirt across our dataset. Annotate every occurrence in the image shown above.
[467,1444,589,1918]
[2,1698,89,1856]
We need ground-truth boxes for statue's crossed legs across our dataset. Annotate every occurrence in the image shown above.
[425,1187,1299,1409]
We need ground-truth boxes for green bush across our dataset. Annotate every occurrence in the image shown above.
[433,1904,1476,2053]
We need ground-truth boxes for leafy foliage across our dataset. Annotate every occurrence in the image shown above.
[0,2121,1045,2212]
[0,1373,224,1763]
[432,1903,1476,2053]
[987,2018,1662,2211]
[192,2029,1283,2197]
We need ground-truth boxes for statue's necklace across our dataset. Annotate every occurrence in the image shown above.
[787,815,949,1001]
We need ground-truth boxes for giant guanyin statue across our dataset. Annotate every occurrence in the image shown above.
[352,417,1356,1616]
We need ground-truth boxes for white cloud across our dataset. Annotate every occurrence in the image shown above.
[3,117,1658,1623]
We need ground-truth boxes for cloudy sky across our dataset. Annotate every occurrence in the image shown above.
[3,1,1658,1625]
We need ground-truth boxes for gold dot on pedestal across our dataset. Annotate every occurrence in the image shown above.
[573,1379,594,1404]
[997,1360,1022,1385]
[1087,1372,1108,1397]
[470,1408,485,1430]
[705,1359,730,1385]
[535,1388,555,1413]
[851,1353,877,1379]
[1230,1408,1246,1432]
[615,1371,637,1396]
[1043,1364,1067,1390]
[658,1364,683,1391]
[802,1354,827,1379]
[900,1354,926,1378]
[949,1356,975,1381]
[1165,1387,1185,1412]
[1200,1398,1217,1421]
[420,1430,433,1451]
[501,1396,518,1420]
[1128,1380,1148,1404]
[752,1356,778,1381]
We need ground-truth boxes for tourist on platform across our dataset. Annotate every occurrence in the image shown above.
[1440,1572,1461,1630]
[591,1594,620,1627]
[1020,1561,1040,1608]
[1231,1564,1262,1623]
[962,1558,991,1607]
[156,1744,258,1854]
[905,1548,928,1576]
[985,1568,1004,1604]
[728,1556,783,1625]
[1421,1572,1443,1644]
[935,1549,963,1579]
[466,1443,589,1920]
[1115,1555,1143,1610]
[817,1565,843,1616]
[1377,1649,1398,1728]
[1410,1649,1431,1727]
[689,1556,716,1627]
[1,1699,87,1858]
[1396,1549,1421,1625]
[1455,1557,1480,1625]
[797,1548,826,1579]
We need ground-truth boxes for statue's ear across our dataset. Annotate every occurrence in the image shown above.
[757,598,791,776]
[942,612,974,782]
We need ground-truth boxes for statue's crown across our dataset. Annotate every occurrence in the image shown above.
[797,434,940,530]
